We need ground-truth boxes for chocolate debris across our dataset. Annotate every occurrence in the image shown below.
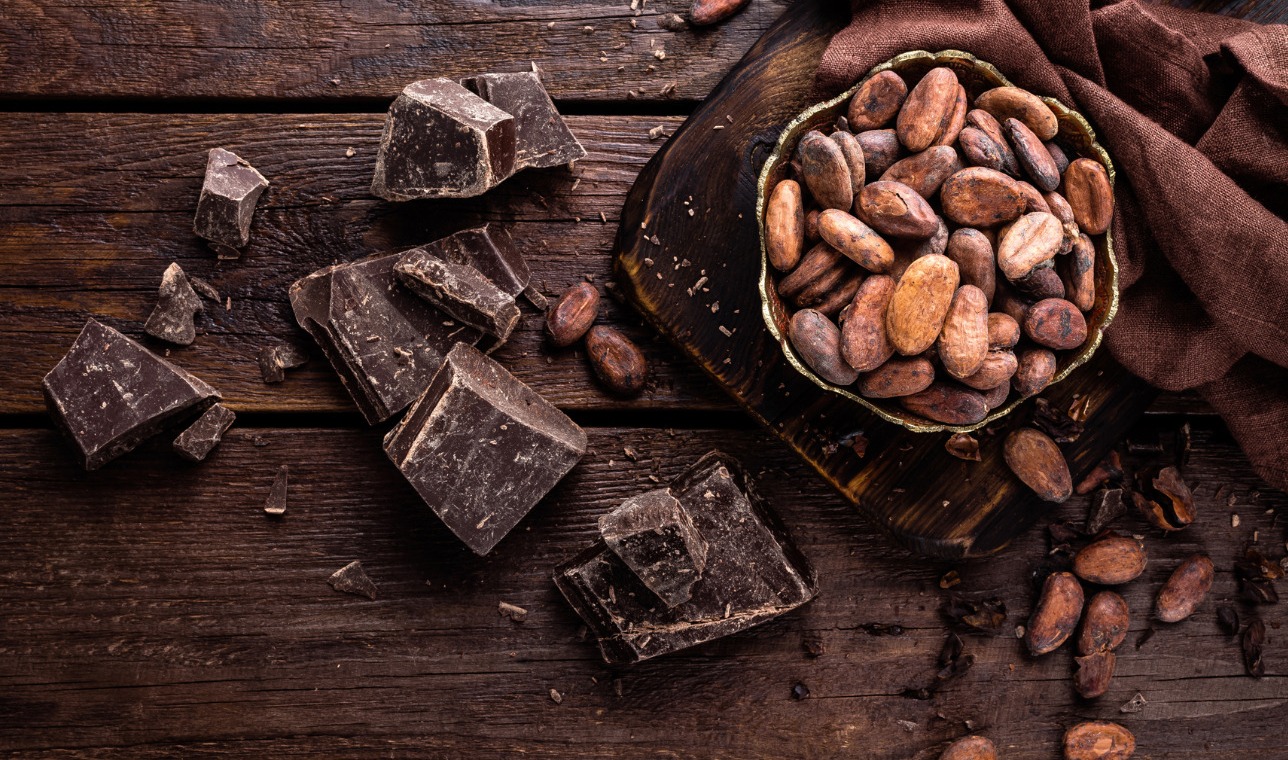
[264,465,288,515]
[462,71,586,170]
[144,262,203,346]
[172,403,236,462]
[257,343,310,384]
[599,488,709,607]
[193,147,269,257]
[328,560,377,600]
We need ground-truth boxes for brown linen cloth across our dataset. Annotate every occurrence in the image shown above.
[817,0,1288,490]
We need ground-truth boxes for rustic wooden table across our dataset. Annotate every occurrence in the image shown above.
[1,1,1285,757]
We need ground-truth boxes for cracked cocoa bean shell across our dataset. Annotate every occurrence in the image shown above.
[1005,427,1072,502]
[1079,591,1129,654]
[1063,721,1135,760]
[1074,534,1147,585]
[847,70,908,131]
[1026,570,1084,655]
[1132,465,1196,531]
[1156,554,1214,623]
[585,326,647,397]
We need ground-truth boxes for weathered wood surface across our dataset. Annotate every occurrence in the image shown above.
[0,421,1283,758]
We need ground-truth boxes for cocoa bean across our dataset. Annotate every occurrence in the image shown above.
[981,382,1011,410]
[856,129,903,177]
[1026,570,1084,655]
[896,67,960,152]
[1079,591,1129,654]
[988,312,1020,349]
[958,126,1009,174]
[940,735,997,760]
[1012,265,1066,301]
[976,86,1060,141]
[1004,117,1061,192]
[1062,721,1135,760]
[1060,233,1096,312]
[777,243,842,300]
[1014,180,1051,213]
[793,258,851,309]
[789,309,859,386]
[840,275,897,372]
[585,326,648,396]
[886,254,960,355]
[830,130,867,198]
[847,70,908,131]
[1156,554,1214,623]
[857,180,940,239]
[546,282,600,347]
[939,285,990,378]
[888,217,948,282]
[1043,190,1080,254]
[797,130,853,211]
[816,272,864,319]
[997,211,1062,280]
[1063,158,1114,235]
[930,84,968,147]
[1024,297,1088,350]
[688,0,750,25]
[940,167,1025,228]
[765,179,805,272]
[993,280,1032,327]
[945,228,996,304]
[899,382,988,425]
[880,145,961,199]
[1005,427,1072,503]
[805,208,822,242]
[1073,533,1147,585]
[1013,347,1057,397]
[1074,650,1116,699]
[964,109,1021,177]
[1045,140,1071,174]
[858,356,935,398]
[958,350,1018,390]
[818,209,894,273]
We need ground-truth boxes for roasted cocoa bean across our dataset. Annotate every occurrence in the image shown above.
[988,312,1020,349]
[945,228,996,304]
[830,130,867,198]
[981,382,1011,410]
[1013,347,1057,397]
[940,735,997,760]
[1044,190,1080,254]
[688,0,750,25]
[848,70,908,131]
[1024,297,1088,350]
[805,208,822,241]
[958,126,1009,174]
[1005,427,1072,503]
[793,258,851,308]
[939,285,990,378]
[585,326,647,396]
[766,179,805,272]
[1060,233,1096,311]
[1079,591,1129,654]
[789,309,860,386]
[958,350,1018,390]
[818,209,894,273]
[1026,570,1084,655]
[1004,118,1061,192]
[940,167,1026,228]
[858,356,935,398]
[899,382,988,425]
[998,211,1062,280]
[1012,265,1066,301]
[546,282,600,347]
[857,180,941,239]
[1074,534,1147,585]
[856,129,903,177]
[1063,158,1114,235]
[815,272,863,319]
[1045,140,1071,174]
[1074,650,1117,699]
[1014,180,1051,213]
[797,130,853,211]
[1062,721,1135,760]
[1156,554,1215,623]
[896,67,960,152]
[886,254,960,355]
[931,84,969,147]
[976,86,1059,141]
[881,145,962,199]
[840,275,896,371]
[965,109,1022,177]
[778,243,843,299]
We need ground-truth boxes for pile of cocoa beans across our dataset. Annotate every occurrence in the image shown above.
[767,64,1114,426]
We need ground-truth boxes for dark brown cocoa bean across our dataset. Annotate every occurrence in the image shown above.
[1026,570,1084,655]
[1156,554,1215,623]
[1005,427,1072,503]
[880,145,961,199]
[797,130,853,211]
[981,382,1011,410]
[793,258,851,308]
[855,129,903,177]
[857,180,940,239]
[1013,347,1057,397]
[1079,591,1129,654]
[847,70,908,131]
[777,243,843,299]
[899,382,988,425]
[1045,140,1071,174]
[1074,650,1116,699]
[1012,264,1066,301]
[840,275,897,372]
[964,109,1021,177]
[546,282,600,347]
[857,355,934,398]
[585,325,647,396]
[805,208,822,242]
[1024,297,1088,350]
[1004,118,1061,192]
[815,272,864,319]
[1074,534,1147,586]
[789,309,859,386]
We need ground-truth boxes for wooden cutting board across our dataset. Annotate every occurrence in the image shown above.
[612,0,1157,558]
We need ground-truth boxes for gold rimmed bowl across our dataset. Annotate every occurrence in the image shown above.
[757,49,1119,434]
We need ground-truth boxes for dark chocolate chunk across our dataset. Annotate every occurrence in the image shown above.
[599,488,708,607]
[1086,487,1127,534]
[193,147,269,256]
[289,253,483,424]
[172,403,236,462]
[264,465,288,515]
[384,343,587,555]
[144,262,203,346]
[371,78,516,200]
[554,451,818,665]
[43,319,220,470]
[257,343,310,384]
[189,276,221,303]
[328,560,377,600]
[395,250,521,344]
[461,71,586,170]
[414,225,530,299]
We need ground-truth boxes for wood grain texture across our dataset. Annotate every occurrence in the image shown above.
[0,0,789,102]
[0,421,1283,758]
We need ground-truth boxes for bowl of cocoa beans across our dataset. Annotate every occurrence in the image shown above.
[758,49,1117,433]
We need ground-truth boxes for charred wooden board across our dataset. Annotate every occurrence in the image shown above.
[613,0,1159,558]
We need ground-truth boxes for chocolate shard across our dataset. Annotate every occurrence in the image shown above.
[289,253,483,424]
[554,451,818,665]
[328,560,377,600]
[599,488,708,607]
[172,403,236,462]
[383,343,587,555]
[394,249,521,344]
[193,147,269,256]
[264,465,288,515]
[371,78,516,200]
[461,71,586,170]
[415,225,530,299]
[144,262,203,346]
[257,343,310,384]
[43,319,220,470]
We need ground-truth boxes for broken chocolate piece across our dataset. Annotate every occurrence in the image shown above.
[461,71,586,170]
[1086,487,1128,534]
[384,343,587,555]
[264,465,288,515]
[554,451,818,665]
[328,560,377,600]
[289,253,483,423]
[144,262,203,346]
[599,488,708,607]
[371,78,516,200]
[193,147,269,256]
[414,225,530,299]
[257,343,310,384]
[172,403,236,462]
[43,319,220,470]
[498,601,529,622]
[395,249,521,343]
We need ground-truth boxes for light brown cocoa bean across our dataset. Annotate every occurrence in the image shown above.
[778,243,842,299]
[1013,347,1057,397]
[931,84,968,147]
[899,382,989,425]
[1005,427,1072,503]
[1062,721,1135,760]
[847,70,908,131]
[797,130,853,211]
[688,0,750,25]
[1156,554,1215,623]
[958,126,1010,174]
[858,356,934,398]
[1015,180,1051,213]
[940,167,1025,228]
[1026,570,1083,655]
[1074,533,1147,585]
[964,109,1021,177]
[1004,118,1061,192]
[1012,264,1066,301]
[816,272,864,319]
[1043,190,1080,254]
[1061,233,1096,312]
[818,209,894,273]
[945,228,996,304]
[998,211,1062,280]
[939,285,990,378]
[1063,158,1114,235]
[880,145,961,199]
[1024,297,1088,350]
[546,282,601,347]
[896,67,960,152]
[789,309,859,386]
[976,86,1059,141]
[1079,591,1129,655]
[1074,650,1116,699]
[1045,140,1071,174]
[856,129,903,177]
[886,253,959,355]
[805,208,822,242]
[585,326,648,396]
[765,179,805,272]
[840,275,896,372]
[940,735,997,760]
[857,180,940,239]
[830,130,867,197]
[958,350,1018,390]
[981,382,1011,410]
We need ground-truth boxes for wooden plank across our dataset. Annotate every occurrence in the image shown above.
[0,113,736,415]
[0,0,791,102]
[0,421,1283,757]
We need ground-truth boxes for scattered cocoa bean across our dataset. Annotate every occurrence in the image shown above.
[1079,590,1130,654]
[688,0,750,25]
[1063,721,1135,760]
[1074,650,1117,699]
[1063,158,1114,235]
[546,282,600,347]
[1026,570,1084,655]
[797,130,853,211]
[1156,554,1214,623]
[1074,533,1147,586]
[945,432,982,461]
[1242,618,1266,678]
[896,66,960,152]
[940,735,997,760]
[789,309,859,386]
[585,326,647,396]
[858,356,935,398]
[1005,427,1072,503]
[847,70,908,131]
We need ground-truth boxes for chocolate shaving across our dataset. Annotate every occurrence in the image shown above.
[264,465,288,516]
[328,560,377,600]
[943,593,1007,633]
[172,403,236,462]
[1032,397,1084,443]
[1241,618,1266,678]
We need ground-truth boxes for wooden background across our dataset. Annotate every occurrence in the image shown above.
[0,0,1284,757]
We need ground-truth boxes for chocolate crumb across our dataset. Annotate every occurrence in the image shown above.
[791,682,810,700]
[1119,693,1147,713]
[264,465,288,515]
[328,560,377,600]
[499,601,529,622]
[549,688,564,704]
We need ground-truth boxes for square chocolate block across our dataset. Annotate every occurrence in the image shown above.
[289,253,482,424]
[193,147,269,255]
[43,319,220,470]
[384,343,587,555]
[554,451,818,665]
[461,72,586,170]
